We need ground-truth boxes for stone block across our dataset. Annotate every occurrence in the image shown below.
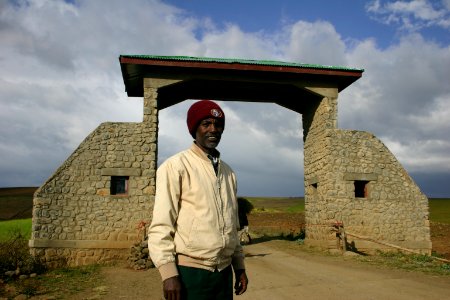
[97,188,109,196]
[118,233,129,241]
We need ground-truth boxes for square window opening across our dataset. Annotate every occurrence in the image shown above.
[354,180,368,198]
[111,176,129,195]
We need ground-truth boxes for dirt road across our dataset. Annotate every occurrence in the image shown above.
[240,241,450,300]
[75,240,450,300]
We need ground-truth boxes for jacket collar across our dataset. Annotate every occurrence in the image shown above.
[190,142,221,161]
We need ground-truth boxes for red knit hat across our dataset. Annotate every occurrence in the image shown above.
[187,100,225,138]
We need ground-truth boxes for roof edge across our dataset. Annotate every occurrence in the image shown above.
[119,54,364,73]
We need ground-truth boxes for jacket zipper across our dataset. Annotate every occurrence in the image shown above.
[217,161,226,238]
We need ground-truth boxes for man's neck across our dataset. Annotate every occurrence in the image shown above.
[194,142,219,157]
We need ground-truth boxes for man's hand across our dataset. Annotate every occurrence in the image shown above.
[234,269,248,295]
[163,276,182,300]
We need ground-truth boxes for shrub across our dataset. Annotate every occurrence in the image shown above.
[0,228,46,279]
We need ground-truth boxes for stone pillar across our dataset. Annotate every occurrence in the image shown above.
[143,78,182,122]
[143,80,159,182]
[143,87,158,124]
[142,81,158,191]
[302,87,339,248]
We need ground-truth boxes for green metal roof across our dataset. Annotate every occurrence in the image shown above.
[120,54,364,72]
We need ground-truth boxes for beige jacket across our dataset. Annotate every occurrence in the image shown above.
[148,143,245,281]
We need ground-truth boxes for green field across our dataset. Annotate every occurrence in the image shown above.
[245,197,305,213]
[0,218,32,240]
[0,187,36,241]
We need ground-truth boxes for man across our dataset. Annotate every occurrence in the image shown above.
[148,100,248,300]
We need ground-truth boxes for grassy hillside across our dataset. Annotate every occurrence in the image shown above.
[429,198,450,224]
[0,187,37,220]
[245,196,305,213]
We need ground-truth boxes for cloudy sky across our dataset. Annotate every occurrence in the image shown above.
[1,0,449,197]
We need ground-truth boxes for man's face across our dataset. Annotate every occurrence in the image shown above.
[195,117,224,152]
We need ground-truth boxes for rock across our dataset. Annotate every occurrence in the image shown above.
[128,237,154,270]
[19,275,29,280]
[343,251,361,257]
[5,271,15,277]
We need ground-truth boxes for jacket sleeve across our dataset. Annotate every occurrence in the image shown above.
[232,244,246,271]
[148,160,181,281]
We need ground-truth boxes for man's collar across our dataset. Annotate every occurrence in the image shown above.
[192,141,220,158]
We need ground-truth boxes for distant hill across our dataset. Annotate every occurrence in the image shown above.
[0,187,37,220]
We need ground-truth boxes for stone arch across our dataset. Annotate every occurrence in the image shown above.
[29,55,431,267]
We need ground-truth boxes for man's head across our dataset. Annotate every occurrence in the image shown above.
[187,100,225,152]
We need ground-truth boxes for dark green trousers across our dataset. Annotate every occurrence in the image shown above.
[177,265,233,300]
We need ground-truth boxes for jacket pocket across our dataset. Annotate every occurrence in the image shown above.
[187,218,223,257]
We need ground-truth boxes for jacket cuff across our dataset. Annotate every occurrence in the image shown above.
[158,262,179,281]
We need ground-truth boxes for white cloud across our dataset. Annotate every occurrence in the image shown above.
[407,94,450,137]
[281,20,347,66]
[383,137,450,172]
[366,0,450,31]
[340,33,450,176]
[0,0,449,196]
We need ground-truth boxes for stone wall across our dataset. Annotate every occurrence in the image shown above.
[29,120,158,267]
[303,93,431,254]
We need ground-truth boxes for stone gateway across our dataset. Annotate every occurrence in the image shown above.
[29,55,431,267]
